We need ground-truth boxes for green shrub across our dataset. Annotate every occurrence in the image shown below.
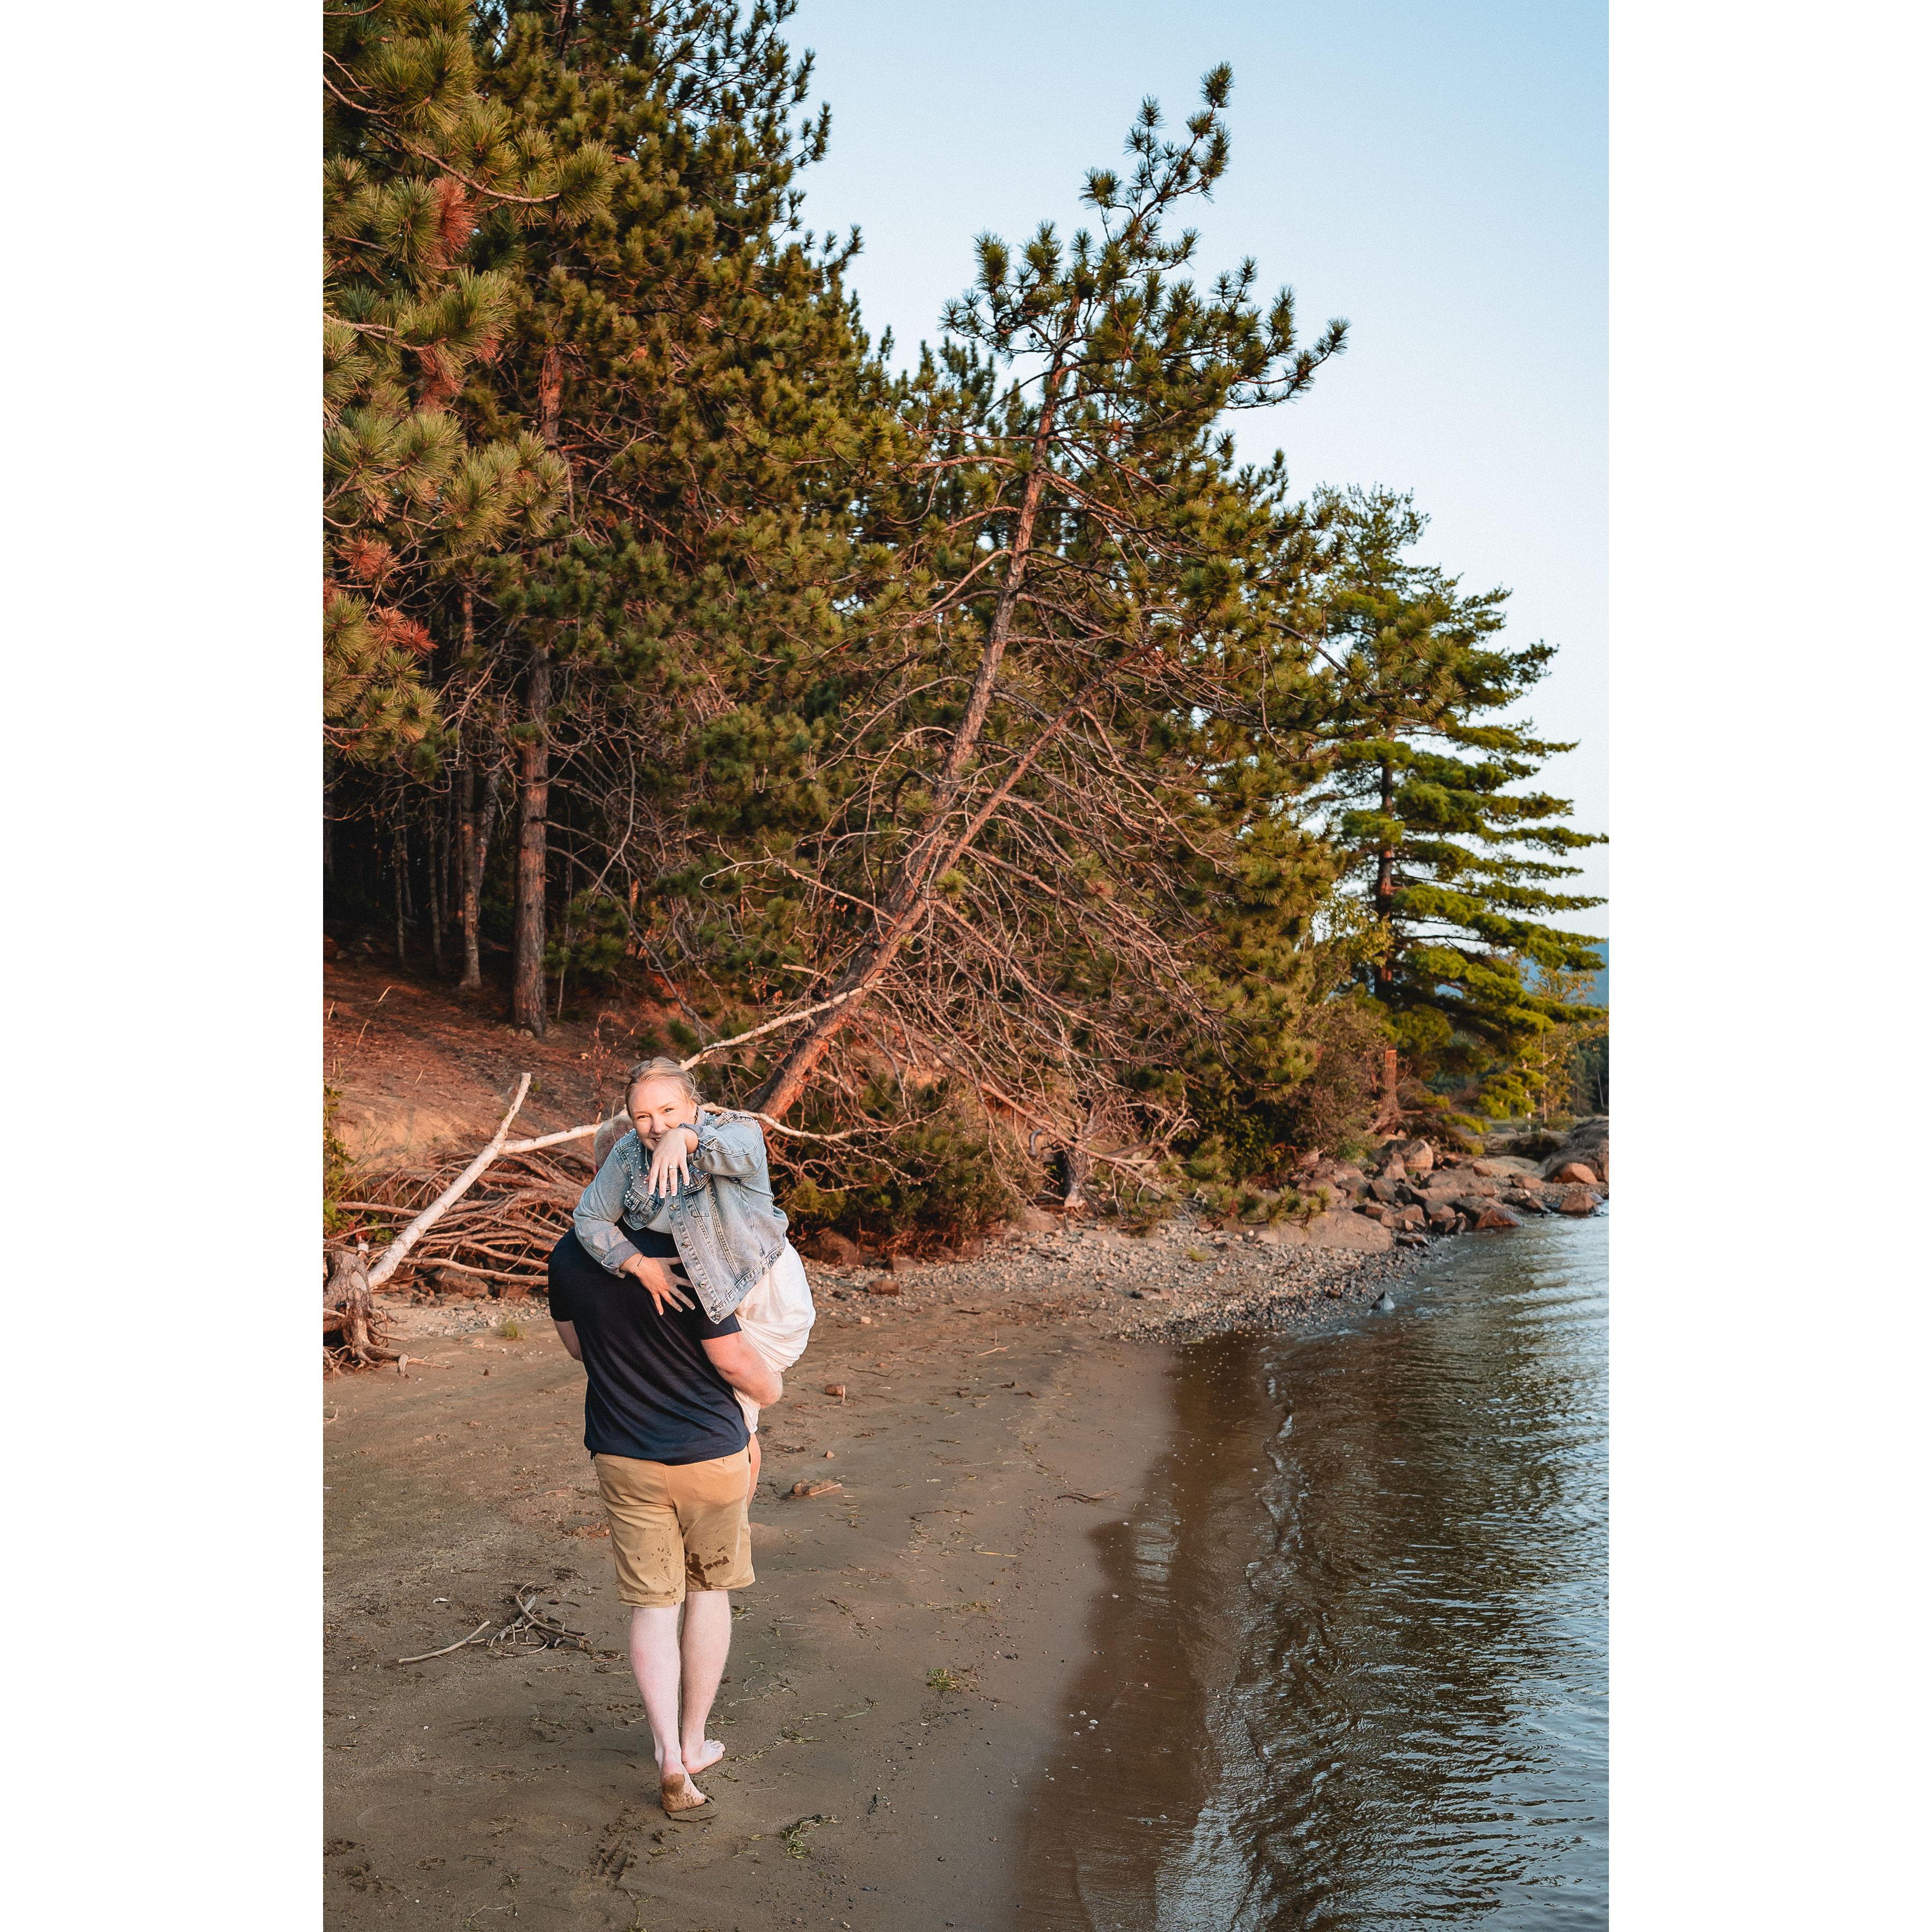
[780,1082,1028,1251]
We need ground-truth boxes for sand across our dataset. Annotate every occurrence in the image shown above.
[324,1219,1417,1928]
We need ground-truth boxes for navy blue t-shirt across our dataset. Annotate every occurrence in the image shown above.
[546,1227,750,1466]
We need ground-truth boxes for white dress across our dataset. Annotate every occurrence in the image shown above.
[729,1242,816,1431]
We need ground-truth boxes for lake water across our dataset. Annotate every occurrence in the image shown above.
[1015,1213,1609,1929]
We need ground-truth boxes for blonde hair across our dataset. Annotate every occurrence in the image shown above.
[589,1062,706,1168]
[624,1057,705,1111]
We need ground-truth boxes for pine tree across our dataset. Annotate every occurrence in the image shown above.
[1298,487,1605,1123]
[322,0,593,761]
[437,0,880,1034]
[740,68,1348,1133]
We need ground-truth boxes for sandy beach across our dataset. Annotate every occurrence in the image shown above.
[324,1218,1419,1928]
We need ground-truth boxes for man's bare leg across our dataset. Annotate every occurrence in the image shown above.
[628,1605,690,1783]
[677,1590,732,1776]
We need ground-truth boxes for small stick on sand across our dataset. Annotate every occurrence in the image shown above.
[395,1620,493,1665]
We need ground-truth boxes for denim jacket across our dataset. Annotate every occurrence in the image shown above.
[572,1109,789,1324]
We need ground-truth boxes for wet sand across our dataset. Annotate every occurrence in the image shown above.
[324,1230,1414,1928]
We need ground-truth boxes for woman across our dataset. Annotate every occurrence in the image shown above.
[573,1057,815,1499]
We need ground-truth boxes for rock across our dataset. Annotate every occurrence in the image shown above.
[787,1480,843,1500]
[431,1268,487,1299]
[1503,1190,1550,1215]
[800,1228,861,1265]
[1540,1117,1609,1183]
[1304,1209,1394,1254]
[1428,1207,1462,1235]
[1373,1291,1396,1313]
[1375,1137,1433,1175]
[1368,1177,1406,1204]
[881,1252,906,1274]
[866,1277,901,1297]
[956,1236,986,1261]
[1391,1205,1426,1232]
[1356,1202,1391,1224]
[822,1383,846,1400]
[1395,1232,1430,1249]
[1473,1155,1541,1179]
[1017,1206,1060,1233]
[1255,1221,1308,1247]
[1555,1187,1600,1217]
[1473,1205,1522,1231]
[1549,1161,1600,1187]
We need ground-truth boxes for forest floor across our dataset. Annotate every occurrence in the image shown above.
[324,956,1423,1927]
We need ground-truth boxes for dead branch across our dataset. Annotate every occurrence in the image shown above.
[394,1619,494,1666]
[366,1075,531,1289]
[393,1585,591,1668]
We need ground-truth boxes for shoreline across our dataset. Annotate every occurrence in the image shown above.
[324,1221,1498,1928]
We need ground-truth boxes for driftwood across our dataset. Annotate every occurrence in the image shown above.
[393,1586,591,1666]
[324,1243,401,1368]
[365,1074,531,1288]
[327,998,897,1344]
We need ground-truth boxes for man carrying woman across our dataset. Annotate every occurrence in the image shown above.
[546,1058,815,1817]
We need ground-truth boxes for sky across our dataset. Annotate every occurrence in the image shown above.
[784,0,1608,929]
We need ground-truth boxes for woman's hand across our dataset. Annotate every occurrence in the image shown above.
[646,1122,700,1199]
[620,1252,697,1316]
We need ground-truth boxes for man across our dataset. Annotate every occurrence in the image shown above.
[547,1174,780,1818]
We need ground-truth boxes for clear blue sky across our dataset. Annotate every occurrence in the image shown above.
[786,0,1608,927]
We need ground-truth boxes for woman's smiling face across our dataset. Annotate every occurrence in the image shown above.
[627,1075,698,1148]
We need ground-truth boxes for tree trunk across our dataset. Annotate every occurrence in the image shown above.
[749,357,1071,1119]
[428,813,445,974]
[1373,1046,1402,1133]
[511,648,552,1036]
[1374,755,1397,998]
[1061,1143,1092,1211]
[460,759,503,992]
[325,1246,399,1367]
[392,825,407,964]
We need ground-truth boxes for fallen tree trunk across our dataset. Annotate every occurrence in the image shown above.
[365,1075,531,1290]
[324,1243,399,1368]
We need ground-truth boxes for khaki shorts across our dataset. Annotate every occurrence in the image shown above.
[592,1450,755,1608]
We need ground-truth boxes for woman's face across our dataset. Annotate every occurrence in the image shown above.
[627,1077,698,1147]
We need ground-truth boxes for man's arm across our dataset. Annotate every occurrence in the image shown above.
[553,1318,584,1363]
[701,1331,781,1408]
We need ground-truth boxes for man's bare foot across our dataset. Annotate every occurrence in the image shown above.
[681,1738,725,1777]
[659,1770,713,1818]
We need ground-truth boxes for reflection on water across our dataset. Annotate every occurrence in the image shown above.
[1015,1215,1607,1929]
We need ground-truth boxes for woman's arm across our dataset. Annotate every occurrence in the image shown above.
[690,1111,769,1181]
[573,1141,644,1275]
[574,1136,697,1314]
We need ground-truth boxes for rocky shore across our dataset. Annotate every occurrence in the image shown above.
[1294,1111,1611,1247]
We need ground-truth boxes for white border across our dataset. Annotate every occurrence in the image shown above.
[3,4,317,1926]
[1614,0,1929,1920]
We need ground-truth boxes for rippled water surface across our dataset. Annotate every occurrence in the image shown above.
[1016,1214,1608,1929]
